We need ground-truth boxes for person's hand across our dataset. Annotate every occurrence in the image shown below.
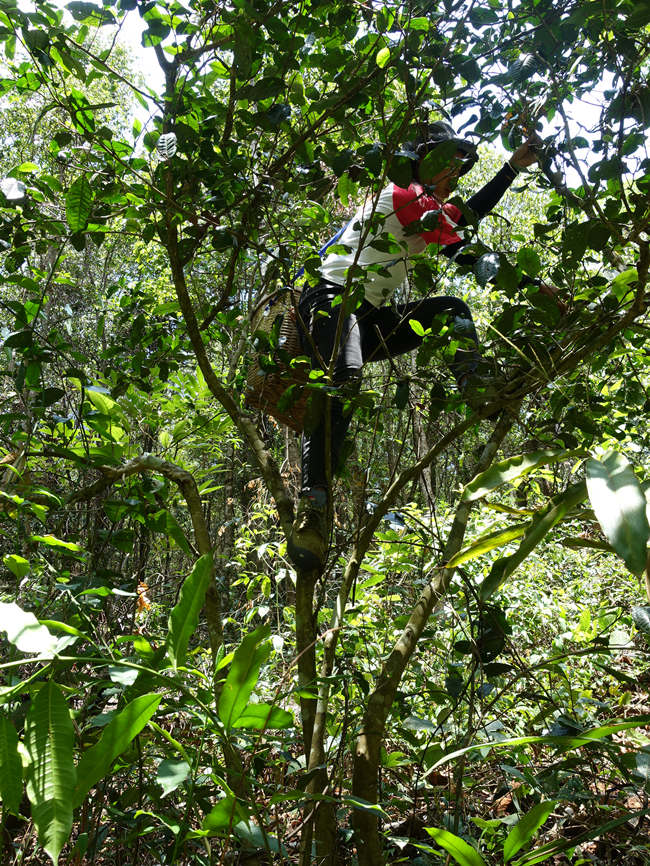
[509,134,543,171]
[538,282,567,315]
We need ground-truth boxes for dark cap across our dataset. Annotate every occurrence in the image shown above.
[411,121,478,176]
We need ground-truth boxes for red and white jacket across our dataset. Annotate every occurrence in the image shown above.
[319,182,464,308]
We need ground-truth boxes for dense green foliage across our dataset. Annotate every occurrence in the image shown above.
[0,0,650,863]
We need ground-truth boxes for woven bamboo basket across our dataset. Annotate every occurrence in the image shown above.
[245,287,310,432]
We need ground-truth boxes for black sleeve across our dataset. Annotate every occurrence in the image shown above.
[464,163,518,219]
[439,162,518,262]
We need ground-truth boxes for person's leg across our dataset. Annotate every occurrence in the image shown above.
[290,284,365,569]
[361,295,481,383]
[298,287,364,492]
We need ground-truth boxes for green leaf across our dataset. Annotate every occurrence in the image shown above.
[73,693,161,807]
[85,387,122,418]
[65,176,93,232]
[517,247,541,278]
[446,523,528,568]
[376,46,390,67]
[232,703,294,730]
[425,827,487,866]
[503,801,557,862]
[166,554,213,669]
[108,663,139,688]
[386,154,412,188]
[201,795,248,834]
[419,140,459,182]
[3,553,30,578]
[481,481,587,600]
[394,379,409,411]
[586,451,650,575]
[234,821,287,856]
[156,759,190,797]
[30,534,81,552]
[0,601,58,656]
[218,625,271,729]
[0,717,23,814]
[68,1,114,24]
[560,536,614,553]
[409,318,425,337]
[24,682,76,866]
[462,450,585,502]
[425,715,650,776]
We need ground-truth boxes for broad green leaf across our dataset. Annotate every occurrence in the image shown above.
[201,795,248,834]
[3,553,29,578]
[218,625,271,729]
[85,387,122,419]
[73,693,161,807]
[234,821,287,856]
[30,535,81,552]
[425,827,486,866]
[150,509,191,555]
[24,681,76,865]
[462,450,585,502]
[586,451,650,575]
[108,665,139,687]
[503,801,557,862]
[517,247,541,278]
[419,140,458,182]
[0,601,58,656]
[0,717,23,814]
[232,703,294,730]
[481,481,587,600]
[166,554,213,668]
[65,175,93,232]
[446,522,528,568]
[156,759,190,797]
[376,46,390,67]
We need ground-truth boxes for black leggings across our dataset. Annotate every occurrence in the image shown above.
[298,282,480,492]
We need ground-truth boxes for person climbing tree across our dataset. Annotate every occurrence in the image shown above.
[288,120,545,571]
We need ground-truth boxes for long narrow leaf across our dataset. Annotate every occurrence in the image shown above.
[65,175,93,232]
[586,451,650,575]
[481,481,587,600]
[446,522,528,568]
[218,625,271,729]
[24,681,76,866]
[503,801,557,862]
[166,554,213,669]
[0,716,23,814]
[425,827,486,866]
[425,714,650,777]
[73,692,161,807]
[462,450,585,503]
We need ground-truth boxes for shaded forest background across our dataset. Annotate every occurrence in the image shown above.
[1,0,650,864]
